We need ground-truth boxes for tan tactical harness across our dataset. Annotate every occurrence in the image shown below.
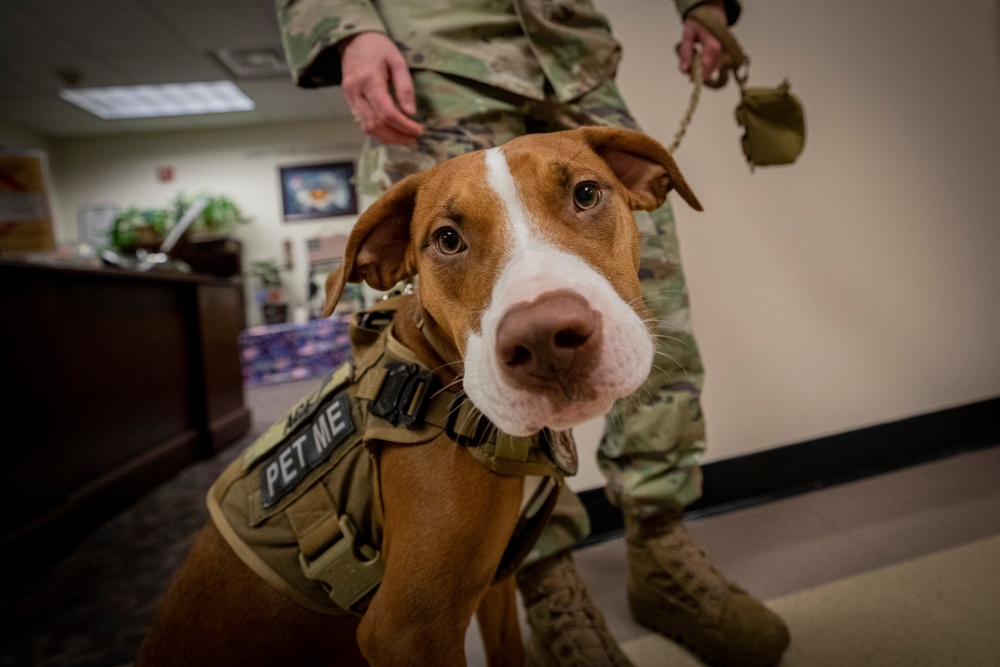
[208,297,571,616]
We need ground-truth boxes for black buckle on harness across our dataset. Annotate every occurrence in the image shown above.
[356,309,395,331]
[445,392,491,447]
[370,362,437,428]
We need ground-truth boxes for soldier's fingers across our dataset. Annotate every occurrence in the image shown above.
[382,110,423,138]
[369,123,419,147]
[387,55,417,116]
[355,106,417,146]
[341,78,366,119]
[365,86,423,138]
[700,35,726,80]
[678,21,697,75]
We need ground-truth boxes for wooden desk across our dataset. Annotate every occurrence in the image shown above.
[0,260,251,574]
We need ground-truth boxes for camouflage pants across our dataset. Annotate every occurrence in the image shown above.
[357,71,705,559]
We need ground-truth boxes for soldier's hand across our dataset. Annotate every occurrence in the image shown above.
[338,32,423,146]
[678,0,727,83]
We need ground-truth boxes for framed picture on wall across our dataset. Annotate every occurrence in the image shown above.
[279,161,357,221]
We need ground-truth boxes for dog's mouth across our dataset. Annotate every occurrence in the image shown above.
[471,389,616,439]
[544,429,579,475]
[542,396,615,432]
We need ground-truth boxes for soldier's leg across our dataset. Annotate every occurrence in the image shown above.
[356,70,527,200]
[527,79,706,515]
[521,81,789,667]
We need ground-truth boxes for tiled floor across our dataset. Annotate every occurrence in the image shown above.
[532,443,1000,664]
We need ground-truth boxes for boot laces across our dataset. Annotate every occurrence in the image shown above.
[659,526,731,604]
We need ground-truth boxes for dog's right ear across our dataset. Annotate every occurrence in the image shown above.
[323,172,422,317]
[574,126,703,213]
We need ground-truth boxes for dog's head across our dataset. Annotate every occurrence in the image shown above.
[325,127,701,436]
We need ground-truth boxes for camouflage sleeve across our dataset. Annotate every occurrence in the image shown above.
[674,0,741,25]
[276,0,388,88]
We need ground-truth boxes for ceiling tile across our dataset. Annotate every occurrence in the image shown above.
[154,3,281,50]
[140,0,263,6]
[4,56,128,93]
[10,0,141,7]
[0,0,342,138]
[103,51,226,84]
[231,78,316,104]
[0,67,45,96]
[34,6,189,54]
[0,6,84,58]
[235,81,348,110]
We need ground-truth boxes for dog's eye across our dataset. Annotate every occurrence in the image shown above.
[434,227,466,255]
[573,182,601,210]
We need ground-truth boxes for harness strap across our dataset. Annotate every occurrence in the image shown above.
[285,483,343,559]
[207,458,339,616]
[287,483,385,611]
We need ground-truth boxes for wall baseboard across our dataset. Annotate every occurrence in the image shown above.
[578,396,1000,547]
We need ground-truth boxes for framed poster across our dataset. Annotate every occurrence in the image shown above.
[0,149,55,255]
[77,203,119,249]
[279,161,357,221]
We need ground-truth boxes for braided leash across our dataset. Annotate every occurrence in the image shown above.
[668,48,704,153]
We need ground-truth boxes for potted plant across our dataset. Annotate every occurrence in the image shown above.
[249,258,288,324]
[172,192,249,238]
[107,206,171,254]
[168,192,250,277]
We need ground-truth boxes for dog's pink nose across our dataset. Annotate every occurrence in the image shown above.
[496,290,602,393]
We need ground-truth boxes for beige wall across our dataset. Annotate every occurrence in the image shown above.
[47,119,366,326]
[578,0,1000,468]
[4,0,998,479]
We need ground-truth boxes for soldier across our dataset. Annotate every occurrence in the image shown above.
[276,1,790,665]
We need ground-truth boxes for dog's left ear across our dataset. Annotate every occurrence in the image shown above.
[323,172,422,317]
[574,126,703,212]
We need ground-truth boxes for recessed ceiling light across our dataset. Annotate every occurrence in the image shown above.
[59,81,255,120]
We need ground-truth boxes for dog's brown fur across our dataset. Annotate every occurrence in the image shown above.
[138,127,698,666]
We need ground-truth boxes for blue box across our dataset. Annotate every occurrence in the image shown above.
[239,316,352,387]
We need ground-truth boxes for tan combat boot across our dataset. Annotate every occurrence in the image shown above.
[516,551,635,667]
[625,512,790,667]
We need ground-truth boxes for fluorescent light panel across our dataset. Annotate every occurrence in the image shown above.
[60,81,255,120]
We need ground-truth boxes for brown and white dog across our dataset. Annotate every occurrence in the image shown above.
[138,126,700,666]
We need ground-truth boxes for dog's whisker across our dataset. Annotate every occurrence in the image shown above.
[647,361,678,385]
[431,374,467,400]
[648,333,693,350]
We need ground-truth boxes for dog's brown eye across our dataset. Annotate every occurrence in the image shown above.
[573,182,601,210]
[434,227,466,255]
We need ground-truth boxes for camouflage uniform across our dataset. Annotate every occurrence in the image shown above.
[277,0,740,557]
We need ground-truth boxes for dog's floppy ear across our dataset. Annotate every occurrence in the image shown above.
[574,126,702,212]
[323,172,422,317]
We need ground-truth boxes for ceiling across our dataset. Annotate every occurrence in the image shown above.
[0,0,351,139]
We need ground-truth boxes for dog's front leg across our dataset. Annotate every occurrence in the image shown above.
[358,437,524,666]
[476,575,525,666]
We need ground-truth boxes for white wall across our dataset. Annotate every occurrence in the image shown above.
[592,0,1000,463]
[49,119,366,326]
[17,0,1000,474]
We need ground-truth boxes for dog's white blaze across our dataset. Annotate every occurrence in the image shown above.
[484,147,533,246]
[465,146,654,437]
